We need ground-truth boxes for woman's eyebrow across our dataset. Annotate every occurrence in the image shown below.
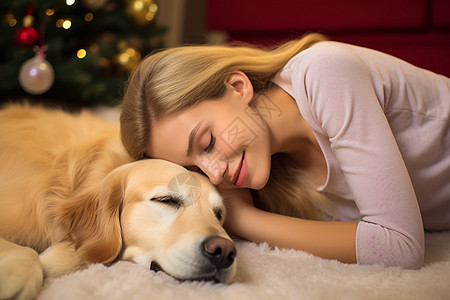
[187,121,202,156]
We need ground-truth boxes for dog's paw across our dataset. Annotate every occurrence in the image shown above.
[0,246,43,300]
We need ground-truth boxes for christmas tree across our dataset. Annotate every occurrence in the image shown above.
[0,0,165,108]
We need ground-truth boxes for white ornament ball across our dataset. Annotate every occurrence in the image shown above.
[19,56,54,95]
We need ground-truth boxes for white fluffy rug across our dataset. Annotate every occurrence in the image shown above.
[37,232,450,300]
[36,107,450,300]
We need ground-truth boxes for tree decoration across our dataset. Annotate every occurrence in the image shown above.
[14,5,38,47]
[18,45,54,95]
[0,0,166,107]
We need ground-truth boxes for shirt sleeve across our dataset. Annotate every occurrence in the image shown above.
[294,43,425,268]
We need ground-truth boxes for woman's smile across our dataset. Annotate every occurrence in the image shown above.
[233,152,246,186]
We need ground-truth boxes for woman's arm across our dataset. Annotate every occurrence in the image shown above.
[223,188,358,263]
[293,42,424,268]
[224,43,426,269]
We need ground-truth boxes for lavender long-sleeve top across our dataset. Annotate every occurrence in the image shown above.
[272,41,450,269]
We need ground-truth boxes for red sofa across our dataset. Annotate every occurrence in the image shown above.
[206,0,450,77]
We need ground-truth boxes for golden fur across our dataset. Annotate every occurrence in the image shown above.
[0,104,236,300]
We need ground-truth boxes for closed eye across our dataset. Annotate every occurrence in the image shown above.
[213,207,223,222]
[150,195,183,209]
[205,132,215,153]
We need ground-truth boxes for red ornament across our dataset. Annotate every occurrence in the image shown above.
[15,26,39,47]
[15,15,38,47]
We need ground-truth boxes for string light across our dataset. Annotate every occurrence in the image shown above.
[46,9,55,16]
[56,19,72,29]
[145,12,154,21]
[6,13,17,27]
[118,48,139,64]
[84,13,94,22]
[133,1,144,10]
[77,49,87,59]
[126,48,136,57]
[66,0,75,6]
[150,3,158,13]
[62,19,72,29]
[146,3,158,21]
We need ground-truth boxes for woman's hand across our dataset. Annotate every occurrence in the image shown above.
[218,188,255,237]
[217,186,357,263]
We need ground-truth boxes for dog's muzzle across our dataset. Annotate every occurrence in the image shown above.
[150,236,237,283]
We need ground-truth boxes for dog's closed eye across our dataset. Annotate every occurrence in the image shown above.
[150,195,183,209]
[213,207,223,222]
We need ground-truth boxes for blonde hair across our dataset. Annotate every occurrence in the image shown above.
[120,33,334,221]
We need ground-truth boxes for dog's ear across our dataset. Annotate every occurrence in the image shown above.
[56,169,125,265]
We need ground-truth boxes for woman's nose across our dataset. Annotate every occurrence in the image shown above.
[197,155,227,185]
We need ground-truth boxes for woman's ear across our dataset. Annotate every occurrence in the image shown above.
[225,71,254,104]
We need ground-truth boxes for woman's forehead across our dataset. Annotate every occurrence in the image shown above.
[149,111,199,162]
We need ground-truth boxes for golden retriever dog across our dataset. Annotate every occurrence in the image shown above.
[0,104,236,300]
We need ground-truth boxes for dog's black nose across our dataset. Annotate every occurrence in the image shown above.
[202,236,236,269]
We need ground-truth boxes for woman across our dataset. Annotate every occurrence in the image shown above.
[120,33,450,269]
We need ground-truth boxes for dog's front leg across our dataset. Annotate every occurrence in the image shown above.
[0,237,43,300]
[39,241,86,278]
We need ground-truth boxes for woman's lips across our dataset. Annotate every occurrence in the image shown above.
[233,152,246,186]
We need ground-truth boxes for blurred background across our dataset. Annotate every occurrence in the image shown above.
[1,0,449,109]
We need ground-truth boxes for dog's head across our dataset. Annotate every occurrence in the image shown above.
[70,159,236,284]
